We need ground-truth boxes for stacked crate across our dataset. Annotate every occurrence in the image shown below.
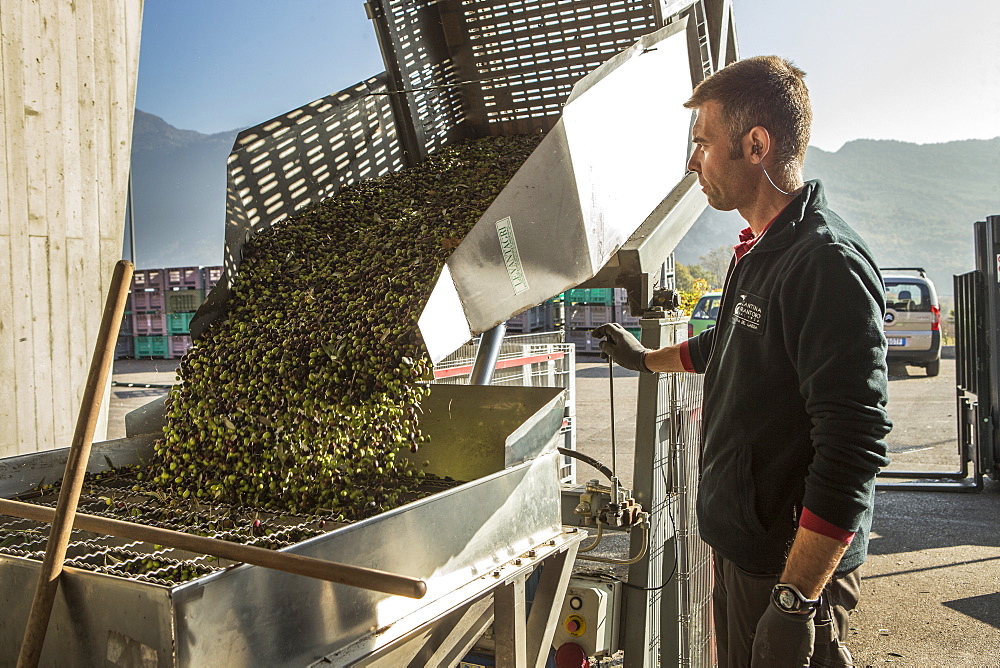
[116,266,223,360]
[564,256,676,353]
[564,288,616,354]
[128,269,168,359]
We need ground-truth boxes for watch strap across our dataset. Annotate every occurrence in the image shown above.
[772,583,820,613]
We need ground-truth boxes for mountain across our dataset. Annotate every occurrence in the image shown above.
[128,110,239,268]
[674,138,1000,294]
[130,112,999,293]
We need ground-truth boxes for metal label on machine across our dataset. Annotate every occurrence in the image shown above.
[496,217,529,295]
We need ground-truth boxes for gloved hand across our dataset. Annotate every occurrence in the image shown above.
[592,323,653,373]
[751,599,815,667]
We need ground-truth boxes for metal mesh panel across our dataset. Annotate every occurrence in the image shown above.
[955,271,985,396]
[0,476,343,586]
[222,74,406,277]
[665,371,712,666]
[0,473,462,587]
[446,0,660,131]
[627,318,712,666]
[381,0,469,154]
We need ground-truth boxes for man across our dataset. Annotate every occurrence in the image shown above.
[594,56,891,667]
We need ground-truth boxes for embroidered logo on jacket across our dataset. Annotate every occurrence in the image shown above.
[733,292,767,334]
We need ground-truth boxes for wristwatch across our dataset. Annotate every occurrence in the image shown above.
[772,583,820,614]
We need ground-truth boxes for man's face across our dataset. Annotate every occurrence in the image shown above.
[687,100,752,212]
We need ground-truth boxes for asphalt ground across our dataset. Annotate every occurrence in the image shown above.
[107,355,1000,665]
[573,354,1000,667]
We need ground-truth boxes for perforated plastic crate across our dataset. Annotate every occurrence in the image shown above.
[567,304,614,328]
[616,304,642,328]
[169,335,192,359]
[565,288,615,305]
[506,303,554,333]
[165,266,203,290]
[202,266,224,291]
[130,290,165,313]
[566,327,601,354]
[132,312,166,337]
[166,312,195,336]
[165,289,205,314]
[134,336,169,359]
[131,269,164,291]
[114,335,134,360]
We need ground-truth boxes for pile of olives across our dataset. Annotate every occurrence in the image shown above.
[150,135,542,520]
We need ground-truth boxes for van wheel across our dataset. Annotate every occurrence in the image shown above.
[926,359,940,377]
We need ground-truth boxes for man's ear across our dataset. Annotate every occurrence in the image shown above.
[746,126,771,164]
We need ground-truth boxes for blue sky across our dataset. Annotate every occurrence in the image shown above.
[136,0,1000,152]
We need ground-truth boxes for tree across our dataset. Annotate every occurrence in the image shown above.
[675,261,717,292]
[699,245,734,288]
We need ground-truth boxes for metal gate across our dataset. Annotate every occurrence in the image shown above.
[879,214,1000,490]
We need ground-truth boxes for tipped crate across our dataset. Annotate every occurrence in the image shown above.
[132,312,166,337]
[130,290,166,313]
[165,266,203,290]
[114,335,134,360]
[202,265,224,291]
[169,335,192,359]
[165,289,205,314]
[131,269,164,292]
[166,312,195,336]
[135,336,170,359]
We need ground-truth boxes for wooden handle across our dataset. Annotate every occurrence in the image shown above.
[0,498,427,599]
[18,260,133,668]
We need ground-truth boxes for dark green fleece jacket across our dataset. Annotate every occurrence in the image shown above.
[687,180,891,575]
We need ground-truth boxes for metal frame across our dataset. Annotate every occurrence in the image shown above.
[620,313,712,667]
[878,214,1000,491]
[312,529,584,667]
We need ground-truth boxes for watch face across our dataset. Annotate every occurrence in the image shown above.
[778,588,797,611]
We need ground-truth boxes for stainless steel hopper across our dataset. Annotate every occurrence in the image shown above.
[0,385,579,666]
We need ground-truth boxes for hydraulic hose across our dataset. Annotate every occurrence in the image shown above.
[557,447,614,482]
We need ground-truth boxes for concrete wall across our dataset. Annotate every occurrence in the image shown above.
[0,1,144,457]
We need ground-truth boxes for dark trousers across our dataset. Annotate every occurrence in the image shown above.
[713,554,861,667]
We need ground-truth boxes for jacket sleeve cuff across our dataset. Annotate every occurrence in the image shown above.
[800,507,856,545]
[678,340,696,372]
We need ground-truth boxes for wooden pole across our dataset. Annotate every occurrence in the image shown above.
[0,497,427,599]
[17,260,133,668]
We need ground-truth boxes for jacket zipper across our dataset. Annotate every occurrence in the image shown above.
[705,254,740,369]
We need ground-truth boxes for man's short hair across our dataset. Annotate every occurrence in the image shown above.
[685,56,812,173]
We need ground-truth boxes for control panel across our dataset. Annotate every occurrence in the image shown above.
[551,574,622,657]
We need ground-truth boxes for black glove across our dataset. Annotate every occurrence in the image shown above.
[592,323,653,373]
[751,599,815,667]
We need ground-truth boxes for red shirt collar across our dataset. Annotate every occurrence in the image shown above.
[734,216,777,263]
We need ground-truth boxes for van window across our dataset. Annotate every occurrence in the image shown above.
[885,281,931,312]
[692,295,721,319]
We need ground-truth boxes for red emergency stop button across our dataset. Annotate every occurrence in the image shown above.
[564,613,586,637]
[554,641,590,668]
